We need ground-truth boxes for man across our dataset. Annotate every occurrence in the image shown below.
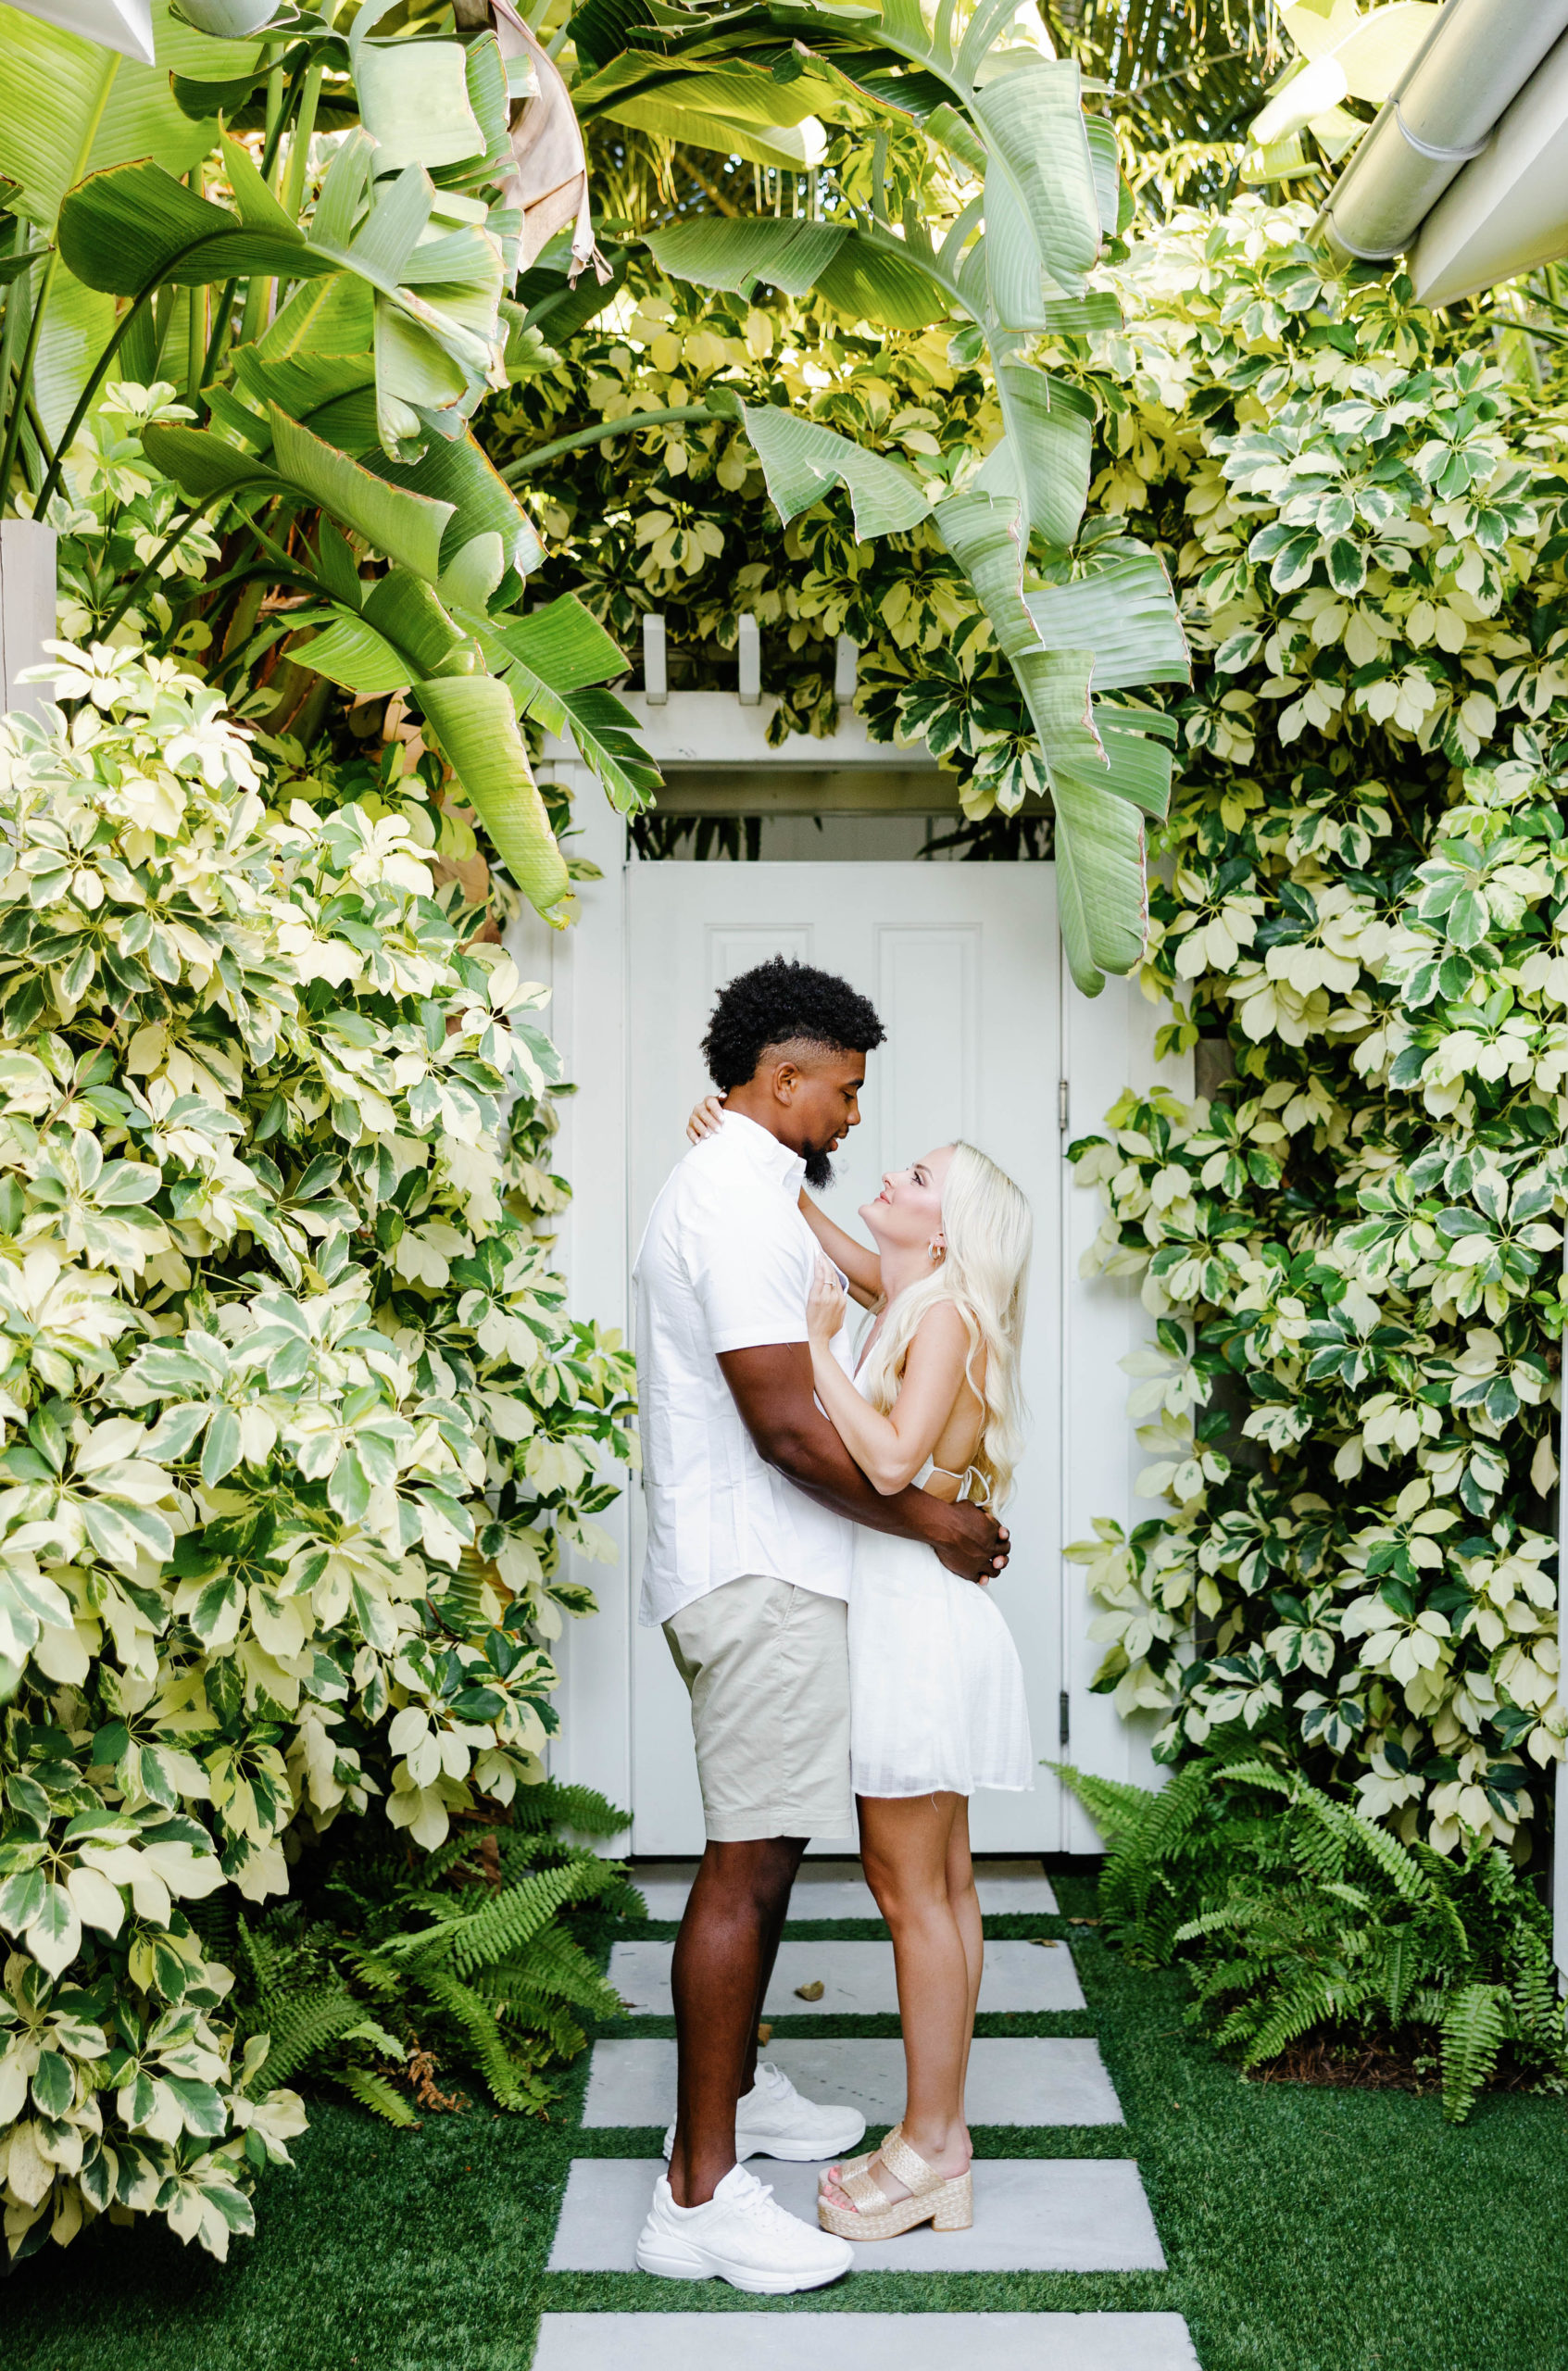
[632,957,1009,2294]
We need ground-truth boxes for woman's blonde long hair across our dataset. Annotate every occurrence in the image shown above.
[858,1142,1032,1508]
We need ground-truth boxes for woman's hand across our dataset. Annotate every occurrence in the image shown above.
[807,1253,847,1348]
[686,1093,725,1145]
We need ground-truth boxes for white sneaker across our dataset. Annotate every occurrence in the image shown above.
[660,2062,868,2164]
[635,2164,854,2293]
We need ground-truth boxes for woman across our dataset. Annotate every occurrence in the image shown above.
[686,1101,1034,2241]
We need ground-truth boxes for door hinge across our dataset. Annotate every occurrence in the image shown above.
[1058,1079,1070,1134]
[1059,1690,1071,1749]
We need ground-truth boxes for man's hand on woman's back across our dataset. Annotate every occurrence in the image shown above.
[917,1494,1010,1585]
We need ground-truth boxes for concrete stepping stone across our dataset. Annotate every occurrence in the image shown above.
[632,1858,1060,1921]
[535,2314,1201,2370]
[583,2036,1123,2128]
[548,2157,1165,2273]
[608,1938,1085,2018]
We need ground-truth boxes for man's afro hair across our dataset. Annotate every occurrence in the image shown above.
[701,957,885,1093]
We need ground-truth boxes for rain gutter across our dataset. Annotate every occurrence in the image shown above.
[1314,0,1568,267]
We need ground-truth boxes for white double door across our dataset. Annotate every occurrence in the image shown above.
[625,859,1065,1853]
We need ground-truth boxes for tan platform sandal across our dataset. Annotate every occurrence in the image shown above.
[816,2127,972,2242]
[833,2120,903,2184]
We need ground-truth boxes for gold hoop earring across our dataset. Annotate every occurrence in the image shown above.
[928,1241,944,1263]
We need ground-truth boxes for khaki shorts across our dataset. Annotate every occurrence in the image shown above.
[663,1574,852,1843]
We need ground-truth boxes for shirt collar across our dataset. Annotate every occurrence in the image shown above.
[718,1109,807,1194]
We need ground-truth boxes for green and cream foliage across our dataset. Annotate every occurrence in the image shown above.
[0,651,633,2263]
[1066,198,1565,1859]
[0,0,646,920]
[564,0,1189,990]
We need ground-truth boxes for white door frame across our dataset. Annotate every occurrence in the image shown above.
[514,696,1193,1851]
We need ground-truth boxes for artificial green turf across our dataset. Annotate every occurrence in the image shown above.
[8,1871,1568,2371]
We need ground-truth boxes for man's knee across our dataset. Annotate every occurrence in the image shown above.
[700,1835,804,1913]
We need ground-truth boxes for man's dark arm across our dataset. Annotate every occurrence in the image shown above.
[718,1343,1009,1583]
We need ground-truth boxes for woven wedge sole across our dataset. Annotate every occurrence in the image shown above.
[817,2166,972,2241]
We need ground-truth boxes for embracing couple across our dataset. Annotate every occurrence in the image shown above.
[633,956,1034,2293]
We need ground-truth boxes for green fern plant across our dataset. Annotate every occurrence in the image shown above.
[1057,1759,1568,2122]
[223,1783,642,2122]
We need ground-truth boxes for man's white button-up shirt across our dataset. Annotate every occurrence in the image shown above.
[633,1110,854,1628]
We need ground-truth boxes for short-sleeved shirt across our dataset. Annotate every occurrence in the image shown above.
[633,1110,854,1628]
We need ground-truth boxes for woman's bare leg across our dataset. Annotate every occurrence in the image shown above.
[945,1800,982,2164]
[822,1791,970,2210]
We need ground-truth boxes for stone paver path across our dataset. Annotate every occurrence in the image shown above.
[632,1857,1060,1921]
[608,1935,1086,2015]
[534,2314,1201,2371]
[533,1856,1198,2369]
[583,2035,1123,2126]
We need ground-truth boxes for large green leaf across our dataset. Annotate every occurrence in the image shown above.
[646,217,848,298]
[173,0,277,31]
[1053,751,1149,994]
[1084,115,1129,242]
[931,486,1036,657]
[1025,550,1190,692]
[604,94,826,169]
[934,487,1148,992]
[269,409,453,582]
[813,231,950,331]
[289,613,413,699]
[982,169,1048,335]
[476,600,656,812]
[361,570,467,679]
[414,674,571,920]
[0,0,259,230]
[740,401,931,537]
[367,428,540,588]
[355,38,486,175]
[575,51,831,166]
[142,411,456,585]
[986,363,1097,549]
[970,59,1101,298]
[32,268,116,449]
[57,157,317,294]
[494,596,626,701]
[139,420,281,504]
[647,214,947,331]
[1095,709,1175,819]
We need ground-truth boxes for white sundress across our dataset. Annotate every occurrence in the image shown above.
[847,1373,1034,1800]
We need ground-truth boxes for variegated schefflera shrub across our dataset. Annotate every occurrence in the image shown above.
[1067,199,1566,1861]
[0,649,633,2262]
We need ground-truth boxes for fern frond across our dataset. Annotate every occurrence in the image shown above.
[1440,1982,1509,2122]
[1213,1759,1294,1798]
[504,1921,624,2015]
[245,1982,366,2085]
[508,1780,631,1838]
[1236,1972,1354,2065]
[340,2016,406,2059]
[332,2066,420,2126]
[396,1856,621,1976]
[422,1969,549,2110]
[492,1988,589,2059]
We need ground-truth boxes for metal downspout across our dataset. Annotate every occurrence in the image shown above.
[1315,0,1568,263]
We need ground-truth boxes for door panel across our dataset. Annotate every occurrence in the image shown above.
[626,861,1063,1854]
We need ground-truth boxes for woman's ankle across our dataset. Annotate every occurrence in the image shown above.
[902,2116,969,2174]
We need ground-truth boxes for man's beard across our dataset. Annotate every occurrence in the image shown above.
[804,1148,834,1191]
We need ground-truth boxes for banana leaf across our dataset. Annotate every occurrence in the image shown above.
[741,402,932,537]
[0,0,260,229]
[415,673,571,920]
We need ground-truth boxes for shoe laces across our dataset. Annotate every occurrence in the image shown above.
[721,2165,788,2226]
[755,2061,794,2100]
